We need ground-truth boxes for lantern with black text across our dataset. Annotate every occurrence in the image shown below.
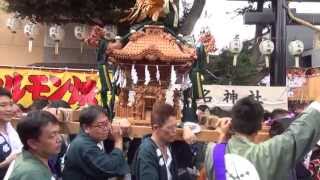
[6,15,21,33]
[288,40,304,68]
[229,36,243,67]
[49,25,65,55]
[74,25,89,53]
[24,22,40,52]
[259,39,274,68]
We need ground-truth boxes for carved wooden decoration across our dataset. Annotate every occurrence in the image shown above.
[133,86,145,120]
[115,89,129,117]
[107,25,197,125]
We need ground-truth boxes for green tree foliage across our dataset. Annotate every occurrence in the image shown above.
[3,0,206,35]
[204,40,262,85]
[3,0,135,25]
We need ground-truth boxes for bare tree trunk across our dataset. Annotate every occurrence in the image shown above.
[178,0,206,35]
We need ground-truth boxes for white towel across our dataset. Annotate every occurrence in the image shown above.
[3,159,15,180]
[6,122,23,154]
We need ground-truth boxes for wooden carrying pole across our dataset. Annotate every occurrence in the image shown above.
[59,121,270,143]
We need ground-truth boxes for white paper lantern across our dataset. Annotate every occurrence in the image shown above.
[259,39,274,68]
[229,36,243,66]
[24,22,40,52]
[6,16,21,33]
[74,25,88,40]
[49,25,65,55]
[74,25,89,53]
[49,25,65,41]
[288,40,304,68]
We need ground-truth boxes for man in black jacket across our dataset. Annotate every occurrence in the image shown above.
[62,106,129,180]
[132,103,178,180]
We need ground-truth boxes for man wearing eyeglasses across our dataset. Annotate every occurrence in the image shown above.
[62,106,129,180]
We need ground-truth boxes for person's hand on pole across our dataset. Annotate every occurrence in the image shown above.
[183,126,197,145]
[216,117,232,143]
[111,123,123,150]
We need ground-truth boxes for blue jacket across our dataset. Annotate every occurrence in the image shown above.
[62,131,129,180]
[132,136,178,180]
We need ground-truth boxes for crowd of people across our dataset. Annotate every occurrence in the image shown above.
[1,86,320,180]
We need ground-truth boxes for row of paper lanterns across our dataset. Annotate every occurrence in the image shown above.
[5,15,116,55]
[6,14,305,66]
[229,36,305,68]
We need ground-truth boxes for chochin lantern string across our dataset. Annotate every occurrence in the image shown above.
[144,65,150,85]
[24,22,40,53]
[49,25,65,55]
[131,64,138,85]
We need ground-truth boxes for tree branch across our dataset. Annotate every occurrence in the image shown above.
[178,0,206,35]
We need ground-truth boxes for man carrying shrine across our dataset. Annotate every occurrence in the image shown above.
[132,103,179,180]
[200,96,320,180]
[0,88,23,179]
[62,106,129,180]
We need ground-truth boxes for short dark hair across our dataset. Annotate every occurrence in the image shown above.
[30,99,49,110]
[151,103,176,127]
[17,110,59,150]
[79,106,108,127]
[263,111,271,121]
[269,121,285,137]
[231,96,264,135]
[0,87,12,99]
[197,105,209,112]
[48,100,71,109]
[271,109,289,119]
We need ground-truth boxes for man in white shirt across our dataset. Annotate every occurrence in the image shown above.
[0,87,23,179]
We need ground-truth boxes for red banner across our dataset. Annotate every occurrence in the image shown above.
[0,67,102,108]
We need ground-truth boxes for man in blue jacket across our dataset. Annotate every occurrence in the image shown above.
[62,106,129,180]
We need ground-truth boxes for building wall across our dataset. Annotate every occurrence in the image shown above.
[311,49,320,67]
[0,11,96,67]
[42,23,96,65]
[0,11,44,66]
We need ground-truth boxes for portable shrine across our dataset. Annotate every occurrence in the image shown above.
[107,25,196,124]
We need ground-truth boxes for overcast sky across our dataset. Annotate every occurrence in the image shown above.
[192,1,320,50]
